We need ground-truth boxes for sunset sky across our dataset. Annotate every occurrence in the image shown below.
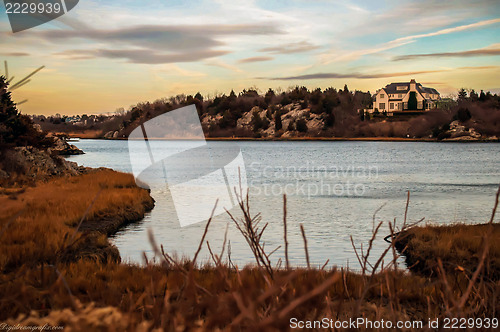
[1,0,499,116]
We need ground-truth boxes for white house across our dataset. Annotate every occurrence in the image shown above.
[369,79,440,116]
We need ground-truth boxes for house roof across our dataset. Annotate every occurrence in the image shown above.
[383,82,439,97]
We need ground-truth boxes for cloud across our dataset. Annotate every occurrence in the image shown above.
[348,0,500,36]
[390,18,500,46]
[237,56,274,64]
[263,69,447,80]
[0,52,30,56]
[259,41,321,54]
[264,65,499,81]
[458,65,500,70]
[393,44,500,61]
[35,24,283,50]
[37,23,283,64]
[204,59,244,73]
[56,48,230,64]
[321,18,500,64]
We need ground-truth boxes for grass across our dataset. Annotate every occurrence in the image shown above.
[0,169,154,271]
[395,223,500,278]
[0,172,499,330]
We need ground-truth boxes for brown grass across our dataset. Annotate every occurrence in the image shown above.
[1,174,499,330]
[0,169,154,271]
[395,223,500,278]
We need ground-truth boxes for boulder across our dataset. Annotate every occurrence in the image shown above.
[50,137,84,155]
[104,131,114,139]
[0,146,87,185]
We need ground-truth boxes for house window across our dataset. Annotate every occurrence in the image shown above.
[379,103,385,110]
[397,86,407,91]
[398,94,402,98]
[390,103,394,109]
[380,94,385,98]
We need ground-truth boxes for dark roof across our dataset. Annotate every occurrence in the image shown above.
[383,82,410,94]
[383,82,439,96]
[421,87,439,95]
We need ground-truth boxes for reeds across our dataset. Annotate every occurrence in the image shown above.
[1,173,499,330]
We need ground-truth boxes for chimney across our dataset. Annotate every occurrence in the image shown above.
[410,79,416,91]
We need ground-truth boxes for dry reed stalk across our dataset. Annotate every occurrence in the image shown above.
[300,223,310,269]
[192,199,218,266]
[283,195,289,270]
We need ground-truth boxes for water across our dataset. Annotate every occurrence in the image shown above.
[67,140,500,269]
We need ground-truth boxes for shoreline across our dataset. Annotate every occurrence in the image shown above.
[64,134,500,143]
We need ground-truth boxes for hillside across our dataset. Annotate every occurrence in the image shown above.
[34,86,500,141]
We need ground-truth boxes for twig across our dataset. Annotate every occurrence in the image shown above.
[372,203,387,233]
[300,223,310,269]
[218,222,229,265]
[283,194,290,270]
[192,199,218,266]
[403,190,410,229]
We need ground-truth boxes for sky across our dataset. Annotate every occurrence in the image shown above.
[1,0,499,116]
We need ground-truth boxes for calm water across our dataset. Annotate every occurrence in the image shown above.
[67,140,500,269]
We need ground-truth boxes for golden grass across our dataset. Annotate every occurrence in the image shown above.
[0,169,154,271]
[0,173,498,330]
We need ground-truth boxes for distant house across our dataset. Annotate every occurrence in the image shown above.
[369,79,440,116]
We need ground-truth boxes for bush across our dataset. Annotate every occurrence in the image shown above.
[295,118,308,133]
[456,107,472,122]
[251,110,269,132]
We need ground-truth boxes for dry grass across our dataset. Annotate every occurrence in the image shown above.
[0,169,154,271]
[1,173,499,330]
[395,223,500,278]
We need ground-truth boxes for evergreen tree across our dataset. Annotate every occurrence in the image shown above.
[0,76,18,121]
[194,92,204,102]
[274,110,282,131]
[0,76,52,148]
[458,88,467,102]
[479,90,486,102]
[264,88,275,105]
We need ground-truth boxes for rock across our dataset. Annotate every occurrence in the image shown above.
[0,146,86,185]
[113,131,119,138]
[33,124,43,133]
[51,137,84,155]
[104,131,114,139]
[443,135,479,141]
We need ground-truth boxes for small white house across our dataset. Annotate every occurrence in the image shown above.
[368,79,440,116]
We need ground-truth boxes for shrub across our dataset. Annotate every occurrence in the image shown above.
[295,118,308,133]
[456,107,472,122]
